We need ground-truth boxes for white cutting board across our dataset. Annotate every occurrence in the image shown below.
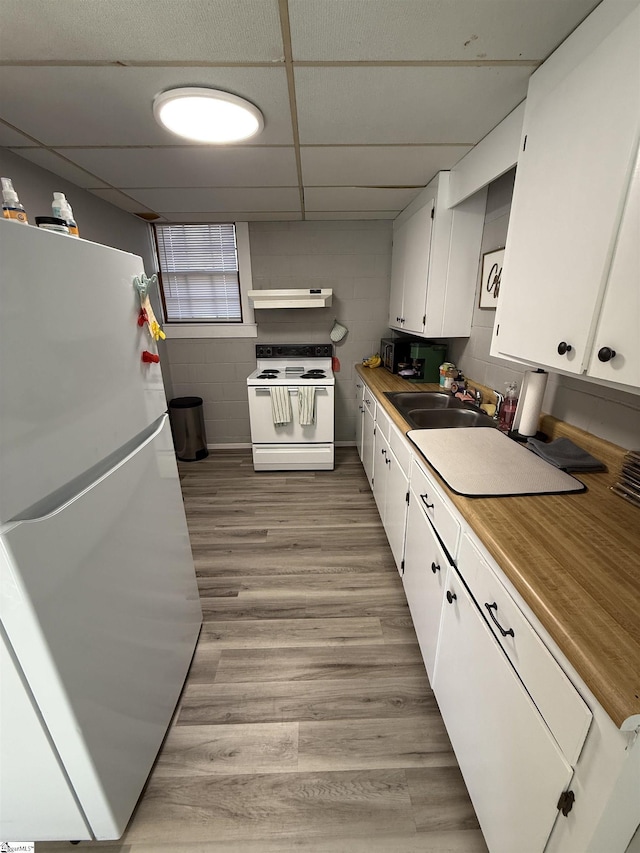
[408,428,586,497]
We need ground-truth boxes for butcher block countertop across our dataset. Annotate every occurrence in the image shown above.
[356,364,640,730]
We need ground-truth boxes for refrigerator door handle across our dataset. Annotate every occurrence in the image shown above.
[9,414,169,526]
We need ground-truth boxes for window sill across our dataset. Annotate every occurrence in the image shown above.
[163,324,258,339]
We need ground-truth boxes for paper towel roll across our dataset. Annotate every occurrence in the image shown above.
[513,370,548,437]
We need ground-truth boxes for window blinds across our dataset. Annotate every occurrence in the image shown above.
[155,223,242,322]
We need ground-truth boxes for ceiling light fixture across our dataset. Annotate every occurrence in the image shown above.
[153,87,264,143]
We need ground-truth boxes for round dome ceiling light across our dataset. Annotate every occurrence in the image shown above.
[153,87,264,143]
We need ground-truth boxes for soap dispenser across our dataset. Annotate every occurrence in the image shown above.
[498,381,518,433]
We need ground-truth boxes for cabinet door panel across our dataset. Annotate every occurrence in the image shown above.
[401,202,434,334]
[433,571,573,853]
[373,428,389,519]
[389,217,408,328]
[402,491,449,681]
[385,450,409,574]
[587,141,640,388]
[354,381,365,460]
[494,9,640,373]
[361,405,375,489]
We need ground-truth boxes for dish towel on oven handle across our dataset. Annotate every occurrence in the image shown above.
[270,386,292,425]
[298,386,316,426]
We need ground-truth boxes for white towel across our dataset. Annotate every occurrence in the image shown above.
[298,386,316,426]
[270,387,292,425]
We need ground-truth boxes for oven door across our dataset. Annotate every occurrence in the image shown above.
[248,385,334,443]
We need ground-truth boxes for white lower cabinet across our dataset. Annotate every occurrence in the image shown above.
[354,380,365,460]
[402,485,450,682]
[432,568,574,853]
[361,392,375,489]
[372,408,409,574]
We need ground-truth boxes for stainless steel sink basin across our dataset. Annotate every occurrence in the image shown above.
[384,391,467,410]
[384,391,497,430]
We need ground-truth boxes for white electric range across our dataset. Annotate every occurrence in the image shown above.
[247,343,335,471]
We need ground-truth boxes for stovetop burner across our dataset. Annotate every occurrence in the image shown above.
[301,371,326,378]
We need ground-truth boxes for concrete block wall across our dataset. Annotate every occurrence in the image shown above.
[165,220,393,446]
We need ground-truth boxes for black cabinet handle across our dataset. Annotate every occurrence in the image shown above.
[557,341,572,355]
[446,590,457,604]
[431,561,440,574]
[386,457,391,467]
[597,346,616,363]
[420,494,434,510]
[381,448,386,456]
[485,602,515,638]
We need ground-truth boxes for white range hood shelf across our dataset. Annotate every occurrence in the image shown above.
[248,289,333,309]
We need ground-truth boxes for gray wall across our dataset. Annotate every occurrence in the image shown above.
[449,170,640,450]
[0,149,154,267]
[166,220,393,445]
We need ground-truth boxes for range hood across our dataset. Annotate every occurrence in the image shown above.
[248,288,333,309]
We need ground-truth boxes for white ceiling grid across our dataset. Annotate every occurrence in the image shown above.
[0,0,601,221]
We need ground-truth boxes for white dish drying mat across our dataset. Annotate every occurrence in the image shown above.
[408,428,586,497]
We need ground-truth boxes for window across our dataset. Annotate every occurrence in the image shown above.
[154,222,242,322]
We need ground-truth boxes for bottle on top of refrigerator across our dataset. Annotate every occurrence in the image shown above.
[2,177,28,224]
[52,192,80,237]
[498,381,519,433]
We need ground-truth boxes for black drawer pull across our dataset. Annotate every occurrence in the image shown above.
[431,561,440,574]
[420,494,434,510]
[597,346,616,362]
[485,602,515,638]
[557,341,572,356]
[446,590,457,604]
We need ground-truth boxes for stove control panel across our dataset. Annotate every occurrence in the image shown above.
[256,343,333,359]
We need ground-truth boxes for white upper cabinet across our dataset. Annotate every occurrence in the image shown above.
[389,172,486,339]
[492,1,640,388]
[587,141,640,388]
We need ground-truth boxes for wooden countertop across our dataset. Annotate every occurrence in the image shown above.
[356,364,640,730]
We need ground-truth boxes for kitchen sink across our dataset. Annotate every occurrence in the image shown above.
[384,391,497,430]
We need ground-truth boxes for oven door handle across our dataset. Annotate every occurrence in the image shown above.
[252,387,328,395]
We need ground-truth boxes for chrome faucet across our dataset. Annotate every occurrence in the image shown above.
[492,390,504,420]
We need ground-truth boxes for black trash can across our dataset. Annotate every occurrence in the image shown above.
[168,396,209,461]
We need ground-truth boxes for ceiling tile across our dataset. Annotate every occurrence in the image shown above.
[306,211,398,220]
[89,188,157,214]
[300,145,472,186]
[121,187,301,213]
[289,0,600,61]
[160,211,303,222]
[0,123,36,146]
[304,187,420,211]
[10,148,109,188]
[58,147,298,188]
[0,67,292,146]
[295,66,531,145]
[0,0,283,62]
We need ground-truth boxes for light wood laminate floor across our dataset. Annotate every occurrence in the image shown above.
[37,448,487,853]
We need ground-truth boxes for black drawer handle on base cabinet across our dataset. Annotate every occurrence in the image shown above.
[446,590,457,604]
[557,341,572,356]
[597,346,617,362]
[485,602,515,637]
[420,494,434,510]
[431,561,440,574]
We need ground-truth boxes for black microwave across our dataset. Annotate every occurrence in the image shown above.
[380,337,414,373]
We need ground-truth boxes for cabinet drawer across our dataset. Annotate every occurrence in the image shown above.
[458,535,592,766]
[375,402,391,441]
[362,385,376,419]
[389,423,411,476]
[409,457,460,560]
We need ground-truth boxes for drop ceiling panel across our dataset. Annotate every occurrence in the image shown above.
[58,147,298,189]
[0,67,292,146]
[0,124,35,147]
[306,211,400,220]
[0,0,284,62]
[89,188,157,214]
[300,145,472,186]
[289,0,601,61]
[304,187,420,211]
[11,149,109,189]
[121,187,301,213]
[295,66,531,145]
[159,211,303,222]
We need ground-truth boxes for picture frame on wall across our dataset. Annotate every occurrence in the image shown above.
[479,248,504,309]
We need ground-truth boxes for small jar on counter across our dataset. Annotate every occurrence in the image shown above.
[35,216,69,234]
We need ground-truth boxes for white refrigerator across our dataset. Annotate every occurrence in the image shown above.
[0,219,202,842]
